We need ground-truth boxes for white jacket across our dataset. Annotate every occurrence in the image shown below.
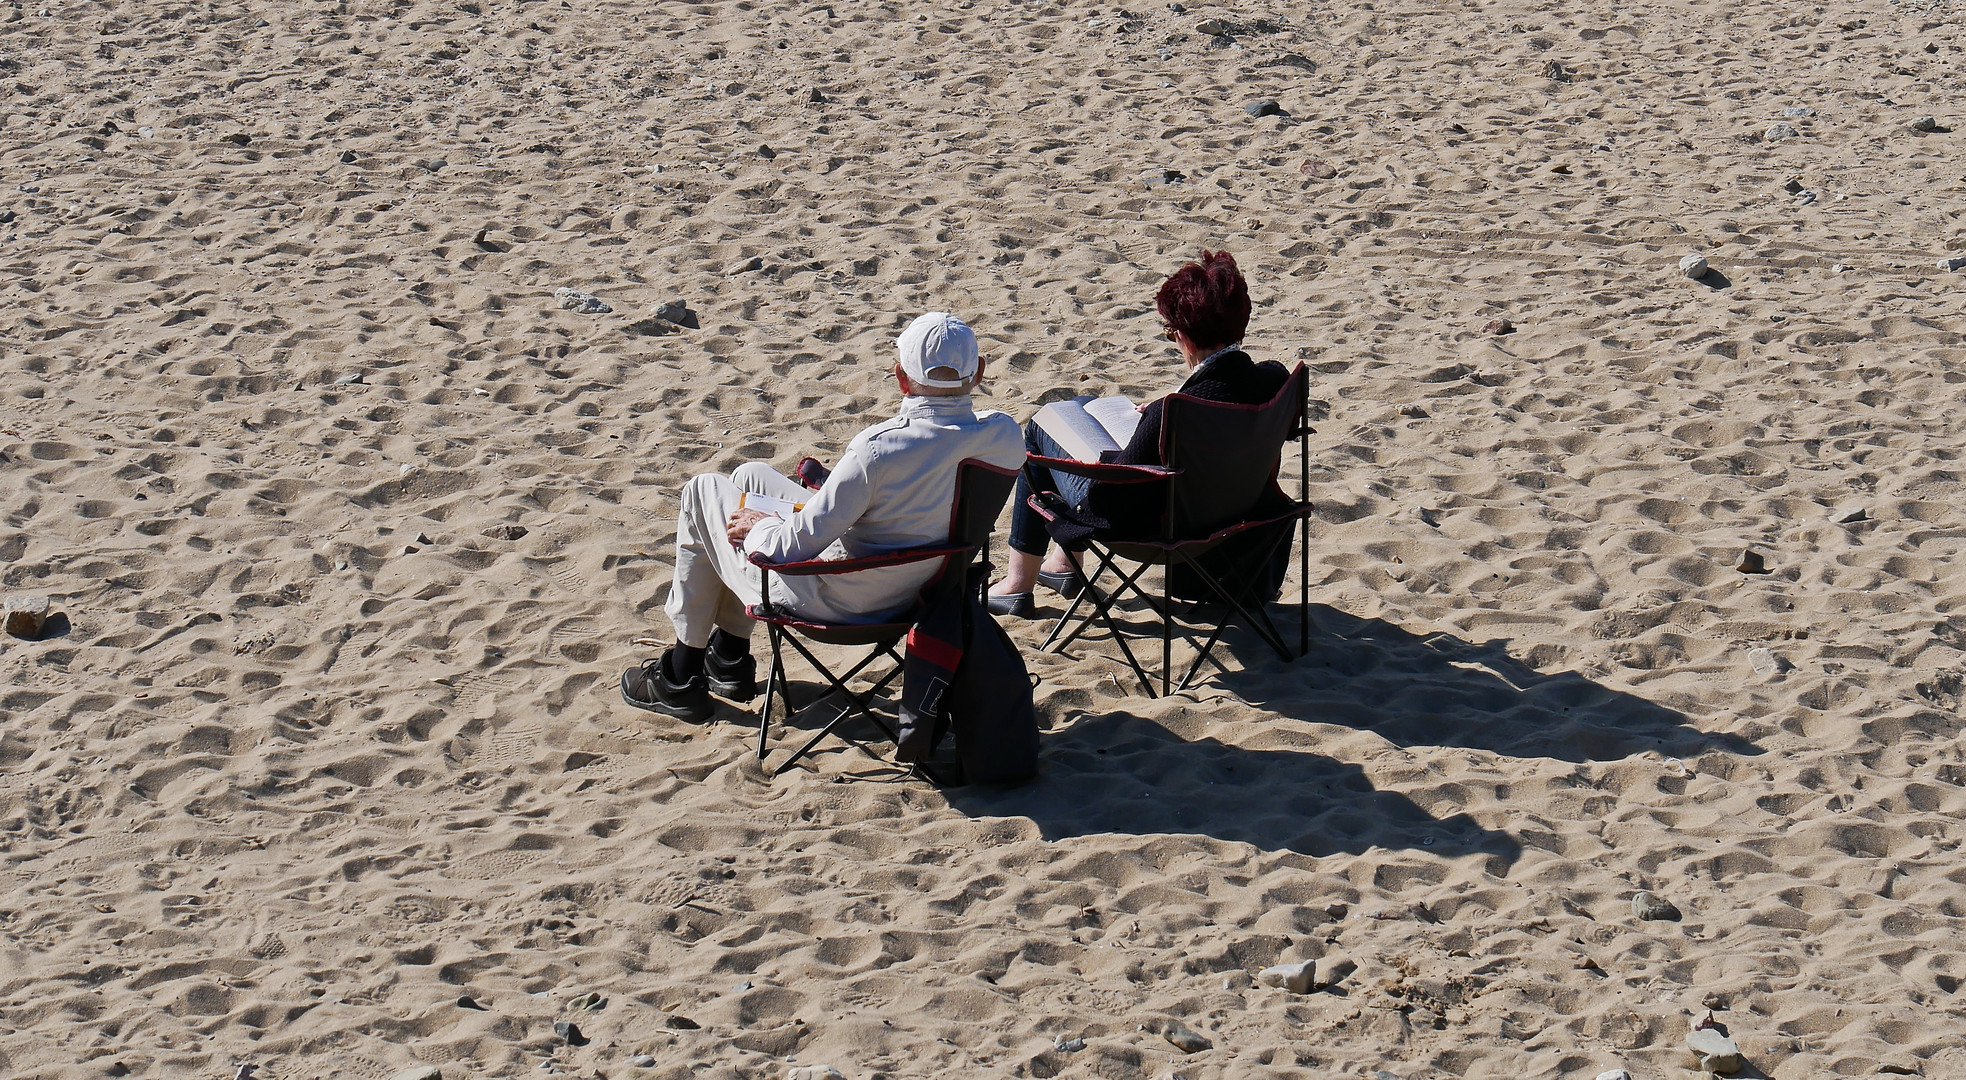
[745,395,1024,623]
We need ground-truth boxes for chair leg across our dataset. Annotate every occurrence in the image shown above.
[1043,543,1125,653]
[1162,570,1172,697]
[765,635,909,777]
[1184,555,1294,663]
[1049,547,1157,698]
[758,623,785,761]
[1057,549,1153,655]
[770,657,904,777]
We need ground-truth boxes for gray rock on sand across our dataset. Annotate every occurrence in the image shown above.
[1631,891,1681,921]
[1053,1036,1086,1052]
[482,524,529,540]
[1938,256,1966,272]
[1196,18,1229,35]
[1594,1071,1632,1080]
[628,1056,657,1068]
[654,301,700,329]
[1162,1022,1212,1054]
[1678,254,1709,279]
[555,287,612,314]
[1256,960,1316,993]
[1143,167,1184,188]
[1765,123,1800,140]
[1316,955,1358,988]
[1910,116,1939,132]
[1244,99,1283,118]
[1687,1027,1742,1073]
[1782,106,1815,117]
[4,595,52,639]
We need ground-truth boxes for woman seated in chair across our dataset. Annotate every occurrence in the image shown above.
[988,250,1289,618]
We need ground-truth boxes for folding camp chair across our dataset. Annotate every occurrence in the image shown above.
[746,459,1018,777]
[1027,363,1315,697]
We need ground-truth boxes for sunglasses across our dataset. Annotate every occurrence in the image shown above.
[1161,324,1180,342]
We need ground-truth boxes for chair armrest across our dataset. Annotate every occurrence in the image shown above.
[747,544,969,577]
[794,456,830,491]
[1026,454,1179,485]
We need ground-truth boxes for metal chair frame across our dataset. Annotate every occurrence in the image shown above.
[746,460,1018,777]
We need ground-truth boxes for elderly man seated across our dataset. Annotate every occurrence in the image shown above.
[623,312,1024,722]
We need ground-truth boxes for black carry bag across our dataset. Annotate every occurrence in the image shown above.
[895,564,1040,784]
[946,588,1041,784]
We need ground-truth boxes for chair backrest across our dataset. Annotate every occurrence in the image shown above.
[917,458,1019,609]
[947,458,1021,549]
[1159,363,1307,540]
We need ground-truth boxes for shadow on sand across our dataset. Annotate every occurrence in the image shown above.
[943,709,1523,865]
[1199,602,1763,763]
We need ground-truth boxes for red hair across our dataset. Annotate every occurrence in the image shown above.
[1155,250,1250,349]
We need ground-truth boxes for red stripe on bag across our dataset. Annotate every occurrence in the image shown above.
[906,627,963,670]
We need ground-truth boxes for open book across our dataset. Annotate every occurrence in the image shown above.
[1033,395,1143,462]
[739,492,804,518]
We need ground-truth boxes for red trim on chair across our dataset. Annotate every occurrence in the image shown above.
[1024,455,1178,484]
[747,545,968,576]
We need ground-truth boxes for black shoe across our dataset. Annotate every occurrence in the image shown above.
[987,591,1035,619]
[620,654,714,722]
[1037,568,1086,598]
[705,651,758,701]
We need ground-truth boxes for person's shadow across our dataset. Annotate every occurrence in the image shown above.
[943,709,1523,867]
[1205,602,1762,763]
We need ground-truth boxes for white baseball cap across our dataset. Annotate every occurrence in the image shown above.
[896,311,979,389]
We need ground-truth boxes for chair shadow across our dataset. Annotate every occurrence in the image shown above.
[943,710,1523,866]
[1191,602,1761,763]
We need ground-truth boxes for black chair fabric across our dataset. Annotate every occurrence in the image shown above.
[1029,363,1314,696]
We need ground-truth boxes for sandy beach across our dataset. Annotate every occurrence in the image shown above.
[3,0,1965,1076]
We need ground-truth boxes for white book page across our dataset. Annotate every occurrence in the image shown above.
[1033,400,1122,462]
[739,492,801,518]
[1082,395,1141,447]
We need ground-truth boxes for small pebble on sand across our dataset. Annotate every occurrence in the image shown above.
[1162,1022,1212,1054]
[1631,891,1681,921]
[1678,254,1709,279]
[555,287,612,314]
[1687,1026,1742,1073]
[1257,959,1316,993]
[4,595,52,640]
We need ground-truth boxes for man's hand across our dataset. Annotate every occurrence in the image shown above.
[726,507,772,544]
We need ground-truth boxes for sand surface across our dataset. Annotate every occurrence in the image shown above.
[4,0,1966,1077]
